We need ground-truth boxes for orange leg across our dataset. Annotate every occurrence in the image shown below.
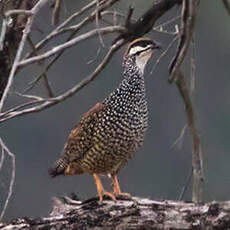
[111,174,131,197]
[93,173,116,202]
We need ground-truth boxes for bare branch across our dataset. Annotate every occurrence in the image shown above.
[24,0,118,60]
[0,137,16,220]
[4,9,33,18]
[0,145,4,172]
[1,99,46,117]
[165,0,203,203]
[95,0,105,47]
[0,19,8,51]
[14,92,44,101]
[176,71,204,203]
[18,26,124,68]
[56,0,98,30]
[0,39,125,123]
[27,36,54,97]
[52,0,62,26]
[169,0,199,83]
[114,0,182,42]
[190,35,196,94]
[102,11,180,36]
[0,17,32,112]
[0,0,49,112]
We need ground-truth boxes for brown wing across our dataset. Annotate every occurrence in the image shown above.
[64,102,107,162]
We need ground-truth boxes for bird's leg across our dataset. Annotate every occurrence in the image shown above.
[93,173,116,202]
[111,174,131,197]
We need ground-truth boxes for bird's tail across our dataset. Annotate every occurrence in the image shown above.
[48,157,68,178]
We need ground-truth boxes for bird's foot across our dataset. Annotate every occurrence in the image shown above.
[100,191,116,202]
[111,174,131,199]
[114,192,131,200]
[114,192,131,197]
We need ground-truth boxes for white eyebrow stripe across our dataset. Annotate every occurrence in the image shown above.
[129,44,152,55]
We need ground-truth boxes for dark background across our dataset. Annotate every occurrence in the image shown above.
[1,0,230,221]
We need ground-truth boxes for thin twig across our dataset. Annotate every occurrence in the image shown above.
[0,0,50,112]
[114,0,182,42]
[56,0,98,30]
[18,26,124,68]
[95,0,105,47]
[23,1,96,59]
[102,11,180,36]
[149,35,179,76]
[52,0,62,25]
[24,0,117,60]
[14,91,44,101]
[22,73,45,94]
[0,39,125,123]
[27,36,54,97]
[0,146,5,172]
[25,7,179,90]
[1,100,46,117]
[153,15,180,35]
[87,47,101,64]
[171,124,187,149]
[154,15,181,30]
[179,167,192,200]
[43,75,54,98]
[0,137,16,220]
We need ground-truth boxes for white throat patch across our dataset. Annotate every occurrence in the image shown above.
[135,49,152,73]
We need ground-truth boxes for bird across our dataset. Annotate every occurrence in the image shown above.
[49,37,161,202]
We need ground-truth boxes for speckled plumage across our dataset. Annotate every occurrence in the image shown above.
[49,37,160,201]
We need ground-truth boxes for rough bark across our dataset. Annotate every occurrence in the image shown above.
[1,196,230,229]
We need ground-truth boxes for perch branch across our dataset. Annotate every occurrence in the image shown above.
[1,196,230,229]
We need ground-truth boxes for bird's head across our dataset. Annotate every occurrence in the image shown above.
[123,37,161,73]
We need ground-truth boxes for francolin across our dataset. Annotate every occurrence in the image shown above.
[49,37,161,202]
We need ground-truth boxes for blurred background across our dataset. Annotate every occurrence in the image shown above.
[1,0,230,221]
